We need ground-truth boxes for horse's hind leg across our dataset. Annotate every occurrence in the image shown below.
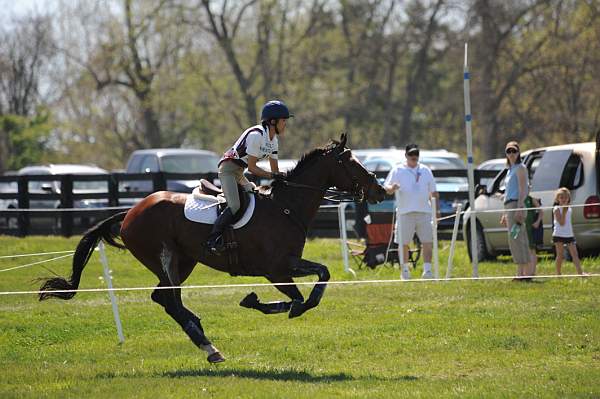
[240,276,304,314]
[151,248,225,363]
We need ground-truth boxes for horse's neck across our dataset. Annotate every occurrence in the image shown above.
[277,160,330,225]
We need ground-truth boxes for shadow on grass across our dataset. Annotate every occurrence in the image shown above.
[96,367,419,383]
[159,367,419,383]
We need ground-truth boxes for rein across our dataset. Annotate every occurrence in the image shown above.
[277,180,359,203]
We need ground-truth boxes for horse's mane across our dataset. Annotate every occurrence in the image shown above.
[285,140,339,181]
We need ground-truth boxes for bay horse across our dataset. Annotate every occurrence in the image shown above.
[38,134,386,363]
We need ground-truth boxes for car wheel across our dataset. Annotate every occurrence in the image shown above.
[466,221,494,262]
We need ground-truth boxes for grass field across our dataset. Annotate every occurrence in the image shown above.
[1,235,599,398]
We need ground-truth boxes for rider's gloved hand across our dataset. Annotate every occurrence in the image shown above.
[271,172,287,181]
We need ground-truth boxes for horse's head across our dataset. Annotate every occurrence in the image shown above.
[329,133,386,204]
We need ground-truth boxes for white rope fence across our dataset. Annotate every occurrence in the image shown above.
[0,253,74,273]
[0,272,598,297]
[435,201,600,222]
[0,250,75,259]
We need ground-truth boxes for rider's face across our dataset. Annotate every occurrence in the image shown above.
[276,119,287,136]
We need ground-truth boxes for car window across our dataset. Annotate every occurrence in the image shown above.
[160,155,219,173]
[531,149,573,191]
[140,155,160,173]
[441,158,467,169]
[375,162,392,172]
[73,180,108,192]
[362,160,378,172]
[559,154,584,190]
[127,154,143,173]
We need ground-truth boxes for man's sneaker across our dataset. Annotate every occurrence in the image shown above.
[422,270,434,279]
[401,268,411,280]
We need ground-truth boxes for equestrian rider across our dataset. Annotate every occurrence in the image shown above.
[205,100,293,254]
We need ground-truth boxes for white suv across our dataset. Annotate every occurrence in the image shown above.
[463,141,600,260]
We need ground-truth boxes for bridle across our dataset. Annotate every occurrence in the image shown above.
[275,149,378,203]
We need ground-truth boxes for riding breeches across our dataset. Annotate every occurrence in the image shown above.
[218,160,255,214]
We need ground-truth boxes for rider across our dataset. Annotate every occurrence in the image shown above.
[205,100,293,254]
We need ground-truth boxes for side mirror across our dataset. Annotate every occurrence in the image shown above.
[41,183,54,192]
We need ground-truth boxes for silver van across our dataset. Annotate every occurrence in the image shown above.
[463,141,600,260]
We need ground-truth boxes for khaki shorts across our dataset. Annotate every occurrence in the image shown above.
[394,212,433,245]
[505,201,530,264]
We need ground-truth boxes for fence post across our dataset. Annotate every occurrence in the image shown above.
[60,174,74,237]
[108,174,119,207]
[17,175,30,237]
[152,172,166,192]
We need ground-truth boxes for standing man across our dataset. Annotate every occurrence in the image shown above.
[384,144,440,279]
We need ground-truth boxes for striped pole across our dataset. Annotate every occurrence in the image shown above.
[464,43,479,277]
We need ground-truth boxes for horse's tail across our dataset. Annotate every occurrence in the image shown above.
[38,211,128,301]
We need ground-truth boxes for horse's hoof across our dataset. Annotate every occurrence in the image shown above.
[207,352,225,363]
[288,301,305,319]
[240,292,259,308]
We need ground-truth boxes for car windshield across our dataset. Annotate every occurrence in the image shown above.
[73,180,108,192]
[161,155,219,173]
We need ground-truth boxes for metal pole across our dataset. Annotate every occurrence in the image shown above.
[338,202,356,277]
[431,197,439,279]
[446,203,463,279]
[98,241,125,343]
[464,43,479,277]
[394,190,404,267]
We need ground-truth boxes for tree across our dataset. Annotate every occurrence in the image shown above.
[0,15,55,173]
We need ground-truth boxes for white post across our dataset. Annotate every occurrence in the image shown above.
[394,190,404,267]
[431,197,439,279]
[338,202,356,277]
[463,42,479,277]
[446,203,463,279]
[98,241,125,344]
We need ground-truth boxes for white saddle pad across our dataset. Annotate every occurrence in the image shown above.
[183,187,255,228]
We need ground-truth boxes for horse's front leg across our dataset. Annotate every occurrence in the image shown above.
[240,276,304,314]
[288,257,330,318]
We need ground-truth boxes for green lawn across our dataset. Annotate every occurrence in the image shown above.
[0,236,599,398]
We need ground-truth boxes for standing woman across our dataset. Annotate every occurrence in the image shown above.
[205,100,293,254]
[500,141,532,279]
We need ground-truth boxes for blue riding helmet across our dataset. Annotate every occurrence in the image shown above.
[260,100,294,121]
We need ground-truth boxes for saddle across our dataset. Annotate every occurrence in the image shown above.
[198,179,250,220]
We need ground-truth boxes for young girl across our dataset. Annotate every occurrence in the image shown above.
[552,187,584,275]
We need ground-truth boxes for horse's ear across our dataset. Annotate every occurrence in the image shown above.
[339,133,347,148]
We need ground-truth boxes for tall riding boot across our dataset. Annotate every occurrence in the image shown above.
[205,207,235,254]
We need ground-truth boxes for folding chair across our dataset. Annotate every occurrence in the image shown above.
[349,210,420,270]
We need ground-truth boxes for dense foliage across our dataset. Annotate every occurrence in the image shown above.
[1,1,599,171]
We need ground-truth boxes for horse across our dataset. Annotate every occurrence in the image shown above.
[38,133,386,363]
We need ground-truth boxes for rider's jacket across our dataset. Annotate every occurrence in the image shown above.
[219,124,278,168]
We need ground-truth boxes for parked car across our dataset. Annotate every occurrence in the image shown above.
[361,156,468,231]
[123,148,220,193]
[1,164,110,231]
[477,158,506,187]
[354,148,466,169]
[463,142,600,260]
[253,159,299,185]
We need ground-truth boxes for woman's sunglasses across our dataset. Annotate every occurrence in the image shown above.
[505,148,518,154]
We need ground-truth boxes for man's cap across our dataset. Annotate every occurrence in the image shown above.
[405,144,419,155]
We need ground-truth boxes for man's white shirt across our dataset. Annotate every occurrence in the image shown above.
[384,162,436,214]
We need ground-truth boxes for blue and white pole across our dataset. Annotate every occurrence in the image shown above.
[463,43,479,277]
